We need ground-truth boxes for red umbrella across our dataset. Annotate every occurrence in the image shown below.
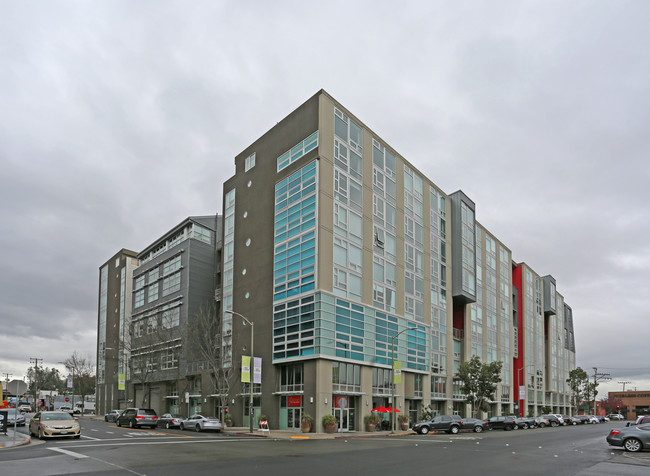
[372,406,389,413]
[385,406,400,413]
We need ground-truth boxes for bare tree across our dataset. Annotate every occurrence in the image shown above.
[63,351,95,409]
[185,302,233,421]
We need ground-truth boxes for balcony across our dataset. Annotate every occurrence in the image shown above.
[453,328,464,339]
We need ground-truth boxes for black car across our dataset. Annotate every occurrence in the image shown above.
[572,415,589,424]
[116,408,158,429]
[412,415,463,434]
[487,416,517,431]
[561,415,576,425]
[462,418,488,433]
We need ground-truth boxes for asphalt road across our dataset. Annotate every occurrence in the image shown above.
[1,416,649,476]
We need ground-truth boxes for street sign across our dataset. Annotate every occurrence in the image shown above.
[65,397,70,402]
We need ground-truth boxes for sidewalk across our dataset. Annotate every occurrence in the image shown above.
[225,426,412,439]
[0,429,31,450]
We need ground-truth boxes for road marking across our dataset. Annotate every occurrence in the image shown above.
[91,428,99,432]
[59,437,265,449]
[81,434,100,440]
[49,447,88,459]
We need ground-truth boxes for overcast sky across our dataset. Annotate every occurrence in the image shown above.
[1,0,648,396]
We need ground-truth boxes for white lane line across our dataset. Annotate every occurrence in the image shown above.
[59,437,266,449]
[91,428,99,432]
[81,434,101,440]
[49,447,88,459]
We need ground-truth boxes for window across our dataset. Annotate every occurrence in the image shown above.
[163,256,181,275]
[147,283,158,303]
[277,132,319,171]
[134,289,144,308]
[162,306,180,328]
[192,225,212,244]
[161,349,179,370]
[245,152,256,172]
[162,271,181,296]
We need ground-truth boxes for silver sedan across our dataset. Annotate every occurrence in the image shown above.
[181,414,222,433]
[607,423,650,452]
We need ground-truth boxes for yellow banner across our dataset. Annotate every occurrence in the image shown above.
[393,360,402,384]
[241,356,251,383]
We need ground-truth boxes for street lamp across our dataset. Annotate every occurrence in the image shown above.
[225,310,254,434]
[517,364,535,417]
[391,325,417,433]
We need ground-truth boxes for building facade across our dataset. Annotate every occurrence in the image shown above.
[96,249,139,416]
[97,216,222,417]
[220,90,577,432]
[607,391,650,420]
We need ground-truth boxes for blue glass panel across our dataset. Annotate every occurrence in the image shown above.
[301,348,315,356]
[351,328,364,337]
[336,324,350,333]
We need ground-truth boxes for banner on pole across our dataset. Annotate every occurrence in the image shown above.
[118,374,126,390]
[67,375,73,389]
[393,360,402,384]
[241,356,251,383]
[253,357,262,384]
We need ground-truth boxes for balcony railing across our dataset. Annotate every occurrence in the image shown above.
[453,328,464,339]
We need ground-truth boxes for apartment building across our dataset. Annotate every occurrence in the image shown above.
[97,216,222,416]
[220,90,577,431]
[96,249,139,415]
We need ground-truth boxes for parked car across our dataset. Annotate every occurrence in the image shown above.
[514,417,536,429]
[586,415,600,424]
[487,416,517,431]
[116,408,158,429]
[2,408,26,426]
[607,423,650,452]
[104,409,123,422]
[550,414,566,426]
[59,405,81,415]
[158,413,185,429]
[599,415,610,422]
[572,415,590,424]
[561,415,577,425]
[626,416,650,427]
[29,411,80,439]
[541,414,563,427]
[181,414,222,433]
[412,415,463,435]
[535,416,551,428]
[461,417,488,433]
[608,413,624,421]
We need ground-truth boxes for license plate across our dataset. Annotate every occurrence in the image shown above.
[60,431,68,434]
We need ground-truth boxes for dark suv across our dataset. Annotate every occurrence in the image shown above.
[116,408,158,429]
[487,416,517,431]
[412,415,463,434]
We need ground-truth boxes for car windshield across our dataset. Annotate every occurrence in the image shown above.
[42,413,73,421]
[139,409,156,416]
[4,409,19,416]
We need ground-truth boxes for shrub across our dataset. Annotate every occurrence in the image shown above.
[322,414,337,426]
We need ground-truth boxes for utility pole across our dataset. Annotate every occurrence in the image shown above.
[618,381,631,392]
[592,367,611,415]
[30,357,43,409]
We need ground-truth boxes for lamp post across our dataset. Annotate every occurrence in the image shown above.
[391,325,416,433]
[517,364,535,417]
[225,310,254,434]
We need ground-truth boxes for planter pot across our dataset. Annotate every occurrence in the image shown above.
[324,423,337,433]
[400,422,409,431]
[365,422,376,432]
[224,419,233,428]
[301,421,311,433]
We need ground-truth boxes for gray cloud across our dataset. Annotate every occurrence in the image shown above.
[1,1,649,395]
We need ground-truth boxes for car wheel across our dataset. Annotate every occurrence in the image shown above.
[420,426,429,435]
[105,417,108,422]
[74,434,81,439]
[572,421,577,425]
[624,438,643,452]
[522,423,529,430]
[117,419,122,427]
[474,425,483,433]
[195,424,201,432]
[551,421,558,427]
[180,423,184,430]
[129,420,134,429]
[449,426,459,435]
[165,422,171,429]
[539,423,546,428]
[38,428,45,440]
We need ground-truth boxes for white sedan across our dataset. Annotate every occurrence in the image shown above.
[180,414,222,433]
